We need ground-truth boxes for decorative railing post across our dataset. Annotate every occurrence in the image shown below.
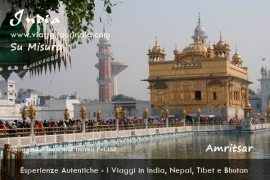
[263,111,267,125]
[114,107,119,133]
[28,105,36,145]
[267,105,270,124]
[182,109,186,127]
[165,109,169,128]
[160,109,164,127]
[256,112,260,124]
[64,108,70,121]
[96,108,101,121]
[197,107,201,130]
[143,108,149,134]
[80,104,87,136]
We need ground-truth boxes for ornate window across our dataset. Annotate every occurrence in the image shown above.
[195,91,201,100]
[213,91,217,100]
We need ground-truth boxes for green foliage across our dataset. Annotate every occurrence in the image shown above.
[5,0,121,48]
[249,89,255,96]
[112,94,136,102]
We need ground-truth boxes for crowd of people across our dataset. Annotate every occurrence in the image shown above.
[0,118,180,133]
[2,117,263,135]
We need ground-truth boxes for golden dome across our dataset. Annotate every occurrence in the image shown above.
[152,44,161,52]
[246,103,252,108]
[232,53,242,61]
[216,40,225,47]
[232,47,242,63]
[182,43,207,54]
[151,37,162,53]
[182,31,207,54]
[215,32,229,49]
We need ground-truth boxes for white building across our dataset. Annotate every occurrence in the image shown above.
[259,66,270,114]
[35,99,80,120]
[0,79,21,120]
[73,101,151,119]
[250,66,270,118]
[15,88,40,107]
[59,93,80,100]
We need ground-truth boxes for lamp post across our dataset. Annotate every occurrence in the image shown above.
[21,106,28,121]
[197,107,201,125]
[28,105,36,144]
[114,107,120,132]
[182,109,186,127]
[64,108,70,121]
[96,108,101,121]
[165,109,169,128]
[80,105,87,135]
[160,109,164,127]
[266,104,270,124]
[264,111,267,125]
[114,106,126,133]
[256,112,260,124]
[143,108,149,134]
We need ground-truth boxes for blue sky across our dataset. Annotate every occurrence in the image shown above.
[9,0,270,100]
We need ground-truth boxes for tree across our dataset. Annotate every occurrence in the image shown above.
[112,94,136,101]
[5,0,120,48]
[249,89,255,96]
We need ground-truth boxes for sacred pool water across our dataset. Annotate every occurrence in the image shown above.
[23,131,270,180]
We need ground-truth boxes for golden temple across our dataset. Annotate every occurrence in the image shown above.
[143,15,252,120]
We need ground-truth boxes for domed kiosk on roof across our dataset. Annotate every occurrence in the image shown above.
[147,37,165,62]
[231,46,243,67]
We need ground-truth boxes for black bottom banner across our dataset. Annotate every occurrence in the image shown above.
[2,159,270,180]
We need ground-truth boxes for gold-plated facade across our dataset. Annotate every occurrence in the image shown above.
[143,24,252,119]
